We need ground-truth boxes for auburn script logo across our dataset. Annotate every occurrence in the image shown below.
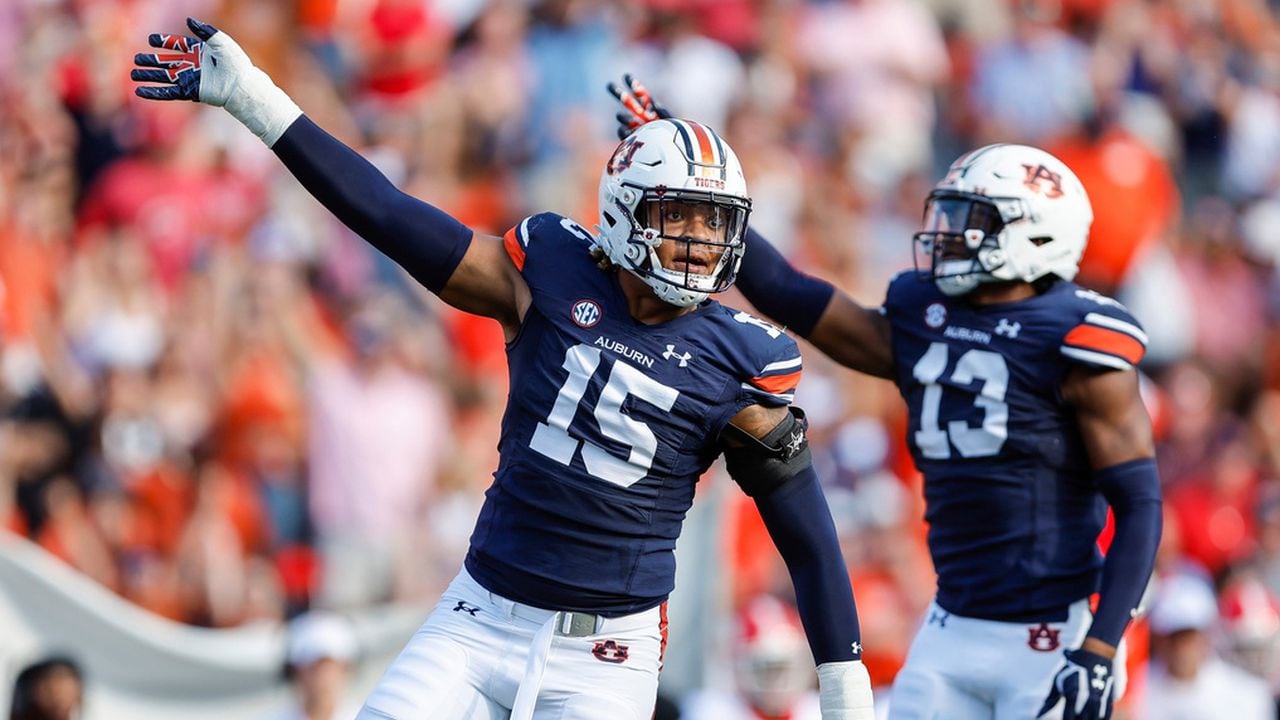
[592,640,630,664]
[1022,164,1065,199]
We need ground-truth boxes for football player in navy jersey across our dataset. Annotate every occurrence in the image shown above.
[131,20,875,720]
[612,79,1162,720]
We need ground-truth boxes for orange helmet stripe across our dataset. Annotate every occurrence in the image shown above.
[685,121,718,167]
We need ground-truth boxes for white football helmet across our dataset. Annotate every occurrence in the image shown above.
[596,119,751,307]
[914,144,1093,296]
[734,595,813,716]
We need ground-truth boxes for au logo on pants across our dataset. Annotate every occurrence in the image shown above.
[591,640,629,664]
[1027,622,1061,652]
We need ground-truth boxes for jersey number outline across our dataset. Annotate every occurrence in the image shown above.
[911,341,1009,459]
[530,344,679,487]
[732,311,782,338]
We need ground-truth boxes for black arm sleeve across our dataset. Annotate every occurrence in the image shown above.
[271,116,473,293]
[737,228,836,338]
[1089,457,1163,647]
[755,465,863,665]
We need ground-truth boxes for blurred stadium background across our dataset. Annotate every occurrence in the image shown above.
[3,0,1280,717]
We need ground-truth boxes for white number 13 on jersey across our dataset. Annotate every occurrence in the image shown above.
[530,344,679,487]
[912,342,1009,459]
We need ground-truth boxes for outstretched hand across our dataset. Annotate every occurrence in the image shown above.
[131,17,219,102]
[131,17,301,146]
[607,74,671,140]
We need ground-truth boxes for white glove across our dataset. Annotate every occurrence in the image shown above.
[817,659,875,720]
[132,17,301,146]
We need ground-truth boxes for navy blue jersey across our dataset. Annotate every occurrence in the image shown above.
[464,213,803,616]
[882,272,1148,620]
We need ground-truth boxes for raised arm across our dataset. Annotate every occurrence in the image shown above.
[131,19,529,338]
[738,229,895,378]
[1039,365,1161,720]
[722,403,874,720]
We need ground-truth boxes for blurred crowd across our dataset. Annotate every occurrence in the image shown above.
[6,0,1280,716]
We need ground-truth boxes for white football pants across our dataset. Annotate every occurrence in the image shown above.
[888,599,1125,720]
[357,567,665,720]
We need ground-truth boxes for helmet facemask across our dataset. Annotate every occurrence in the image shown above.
[604,182,751,307]
[913,190,1022,296]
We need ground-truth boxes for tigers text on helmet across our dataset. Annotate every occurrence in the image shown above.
[913,144,1093,296]
[596,119,751,308]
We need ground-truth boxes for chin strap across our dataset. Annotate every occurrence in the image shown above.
[817,660,876,720]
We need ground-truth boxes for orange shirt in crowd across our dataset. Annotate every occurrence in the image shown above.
[297,0,340,37]
[217,350,305,470]
[0,224,61,341]
[128,463,195,555]
[1050,129,1179,291]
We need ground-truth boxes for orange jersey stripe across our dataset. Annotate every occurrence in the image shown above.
[1064,325,1144,365]
[686,121,716,166]
[749,369,803,395]
[658,601,669,668]
[502,227,526,271]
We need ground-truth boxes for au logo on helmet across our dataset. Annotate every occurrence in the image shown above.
[607,138,645,176]
[1022,164,1064,199]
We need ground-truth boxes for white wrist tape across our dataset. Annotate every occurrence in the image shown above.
[817,660,875,720]
[203,32,301,147]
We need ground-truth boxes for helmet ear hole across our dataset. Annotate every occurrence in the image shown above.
[1029,236,1053,247]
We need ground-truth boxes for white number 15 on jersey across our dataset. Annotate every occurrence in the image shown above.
[530,344,679,488]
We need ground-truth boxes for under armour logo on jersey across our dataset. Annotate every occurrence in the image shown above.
[453,601,480,616]
[1091,664,1109,691]
[663,344,692,367]
[995,318,1021,338]
[851,641,863,655]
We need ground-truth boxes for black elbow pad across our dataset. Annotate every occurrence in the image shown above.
[720,407,812,497]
